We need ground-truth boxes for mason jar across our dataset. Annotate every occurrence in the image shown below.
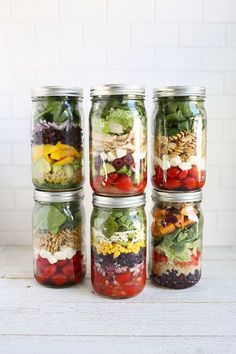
[89,84,147,196]
[91,194,146,298]
[33,189,86,287]
[31,86,84,191]
[150,190,203,289]
[152,86,206,191]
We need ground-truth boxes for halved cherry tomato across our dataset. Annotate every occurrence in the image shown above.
[188,165,200,180]
[91,176,103,191]
[182,177,197,190]
[116,272,133,285]
[34,274,47,284]
[62,264,74,277]
[167,166,180,179]
[163,178,181,190]
[56,259,67,269]
[178,170,188,180]
[51,273,68,286]
[115,175,133,192]
[108,172,119,181]
[43,264,57,278]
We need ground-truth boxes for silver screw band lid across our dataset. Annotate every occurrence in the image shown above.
[152,189,202,203]
[153,86,206,99]
[90,84,145,97]
[31,86,83,98]
[34,189,84,203]
[93,194,146,208]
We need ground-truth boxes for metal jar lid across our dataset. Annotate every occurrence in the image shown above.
[152,189,202,203]
[34,189,84,203]
[31,86,83,98]
[93,194,146,208]
[90,84,145,97]
[153,86,206,99]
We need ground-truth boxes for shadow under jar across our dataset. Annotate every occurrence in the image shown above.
[150,189,203,289]
[89,84,147,196]
[152,86,207,191]
[31,86,84,191]
[91,194,146,299]
[33,189,86,287]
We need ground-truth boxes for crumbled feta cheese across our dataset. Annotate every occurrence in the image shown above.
[39,249,51,259]
[162,154,169,161]
[47,254,58,264]
[107,151,117,162]
[100,152,107,161]
[54,250,67,260]
[116,149,127,158]
[161,159,171,170]
[170,156,181,167]
[64,247,77,259]
[187,155,199,166]
[179,162,192,171]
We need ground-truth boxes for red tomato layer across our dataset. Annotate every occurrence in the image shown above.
[152,165,206,191]
[34,251,85,287]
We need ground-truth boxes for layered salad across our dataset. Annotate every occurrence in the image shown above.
[33,201,85,287]
[150,201,203,289]
[152,98,206,190]
[90,95,147,195]
[32,96,83,190]
[91,207,146,298]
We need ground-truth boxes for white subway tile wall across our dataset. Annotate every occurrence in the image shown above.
[0,0,235,246]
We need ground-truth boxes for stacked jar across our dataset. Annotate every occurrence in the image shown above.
[31,86,86,287]
[150,86,207,289]
[89,84,147,298]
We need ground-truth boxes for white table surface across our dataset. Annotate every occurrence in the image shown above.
[0,246,236,354]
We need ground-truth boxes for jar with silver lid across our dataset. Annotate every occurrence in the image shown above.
[31,86,84,191]
[33,189,86,287]
[150,189,203,289]
[152,86,207,191]
[89,84,147,196]
[91,194,146,298]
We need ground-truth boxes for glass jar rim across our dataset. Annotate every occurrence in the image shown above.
[92,194,146,208]
[152,189,202,203]
[31,86,83,98]
[153,86,206,99]
[34,189,84,203]
[90,84,145,97]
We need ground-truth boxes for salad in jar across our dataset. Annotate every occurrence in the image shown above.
[31,86,84,190]
[33,190,86,287]
[150,190,203,289]
[90,85,147,196]
[152,86,206,191]
[91,195,146,298]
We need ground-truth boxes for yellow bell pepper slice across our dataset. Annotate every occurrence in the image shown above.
[54,156,74,166]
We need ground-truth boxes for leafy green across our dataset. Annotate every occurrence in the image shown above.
[92,207,145,239]
[106,108,134,133]
[155,97,206,136]
[35,205,67,234]
[33,97,81,124]
[155,222,202,262]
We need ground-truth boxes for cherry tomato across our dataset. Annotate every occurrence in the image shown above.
[167,166,180,178]
[182,177,197,190]
[34,274,47,285]
[56,259,67,269]
[163,178,181,190]
[178,170,188,180]
[36,256,50,271]
[51,273,68,286]
[197,170,206,188]
[153,251,168,263]
[115,175,133,192]
[122,284,142,298]
[188,165,200,180]
[108,172,119,181]
[43,264,57,278]
[154,166,163,184]
[62,264,74,277]
[116,272,133,285]
[134,179,147,194]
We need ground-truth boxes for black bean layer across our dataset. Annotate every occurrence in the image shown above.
[150,269,201,289]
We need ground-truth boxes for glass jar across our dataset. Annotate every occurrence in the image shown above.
[152,86,207,191]
[31,86,84,191]
[91,194,146,298]
[33,189,86,287]
[150,190,203,289]
[89,84,147,196]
